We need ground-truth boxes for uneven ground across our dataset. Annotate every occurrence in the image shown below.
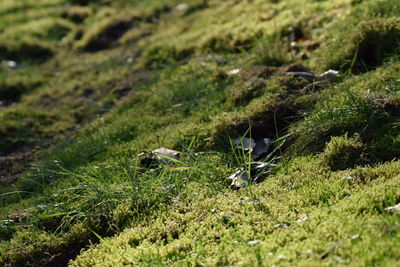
[1,0,400,266]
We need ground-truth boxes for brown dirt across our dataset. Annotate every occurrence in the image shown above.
[0,145,38,186]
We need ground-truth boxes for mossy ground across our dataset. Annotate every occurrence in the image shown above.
[1,0,400,266]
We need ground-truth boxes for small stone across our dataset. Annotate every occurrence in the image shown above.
[152,148,180,160]
[248,240,263,245]
[2,60,17,69]
[350,234,360,240]
[300,249,313,255]
[385,203,400,215]
[176,3,188,11]
[296,216,308,222]
[274,223,290,229]
[276,254,286,260]
[316,69,339,82]
[342,175,353,180]
[226,68,241,76]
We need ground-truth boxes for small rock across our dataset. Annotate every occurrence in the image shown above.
[350,234,360,240]
[226,68,241,76]
[176,3,188,11]
[300,249,313,255]
[385,203,400,215]
[316,69,339,82]
[152,148,180,160]
[342,175,353,180]
[172,103,184,108]
[276,254,287,260]
[274,223,290,229]
[296,216,309,222]
[2,60,17,70]
[248,240,263,245]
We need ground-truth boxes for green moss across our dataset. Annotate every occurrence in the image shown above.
[0,37,54,62]
[1,0,400,265]
[321,134,366,171]
[316,0,400,72]
[337,18,400,72]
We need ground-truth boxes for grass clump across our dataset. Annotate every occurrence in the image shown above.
[290,89,393,152]
[317,0,400,72]
[251,29,294,67]
[353,18,400,69]
[321,134,367,171]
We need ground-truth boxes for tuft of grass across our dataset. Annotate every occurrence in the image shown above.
[321,134,367,171]
[289,89,392,153]
[251,29,292,67]
[316,0,400,72]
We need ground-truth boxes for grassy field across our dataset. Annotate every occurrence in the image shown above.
[1,0,400,266]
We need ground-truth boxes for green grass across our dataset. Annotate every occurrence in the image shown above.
[0,0,400,266]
